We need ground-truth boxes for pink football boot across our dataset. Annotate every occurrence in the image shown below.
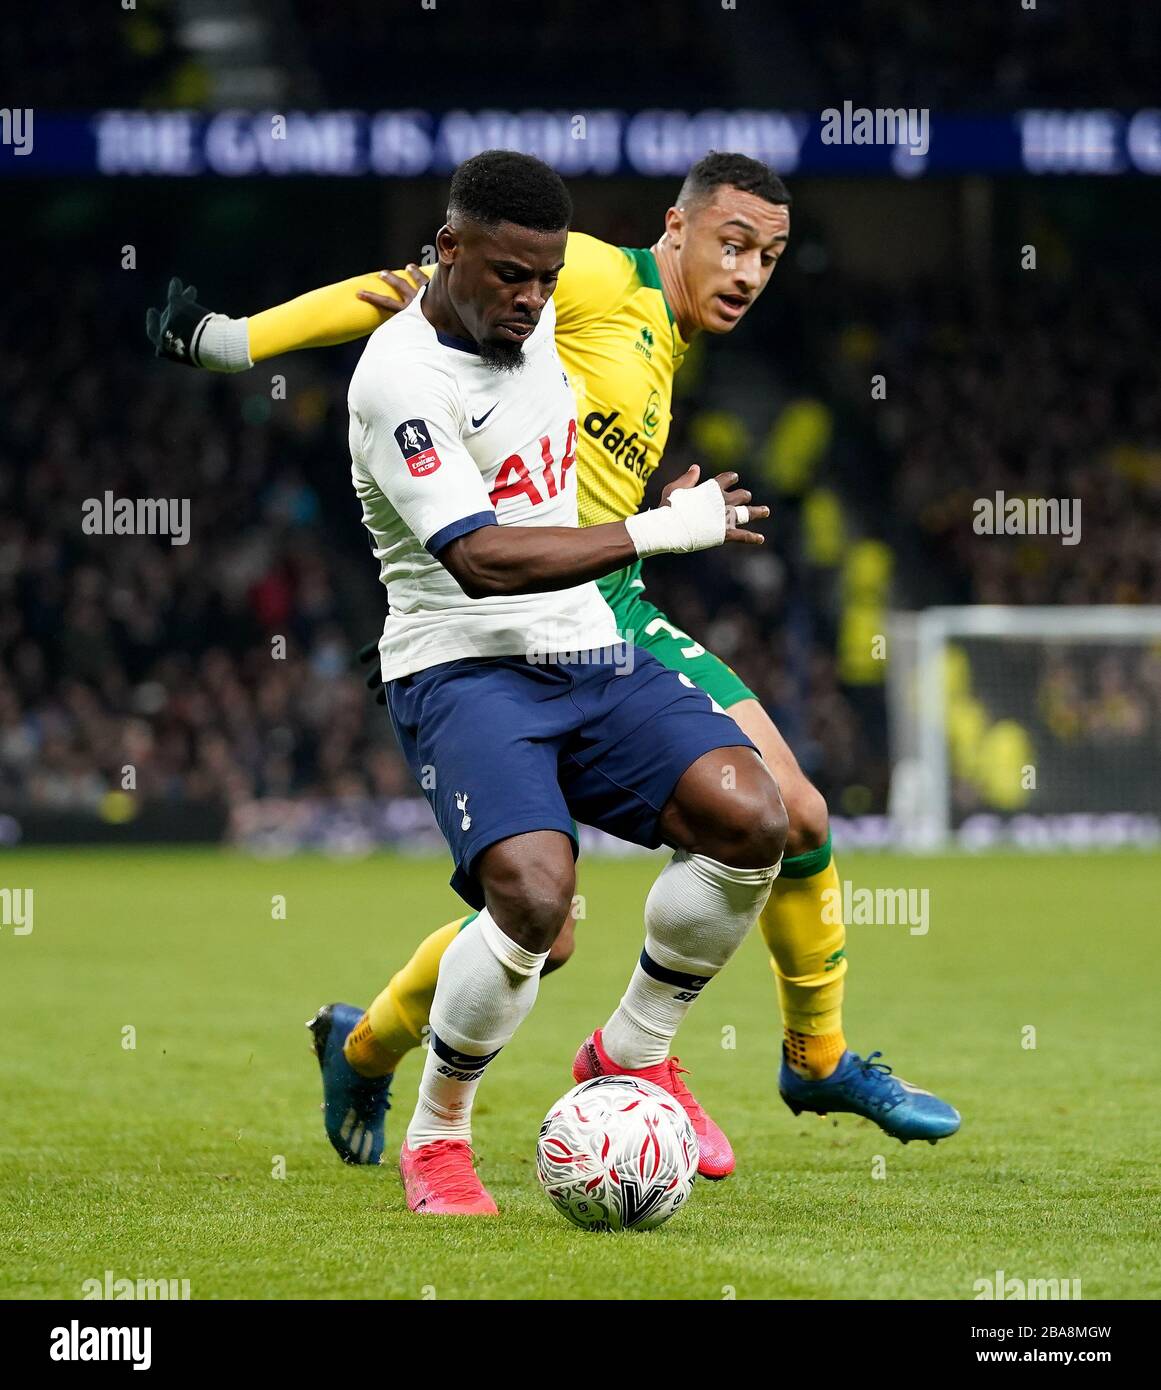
[399,1140,499,1215]
[572,1028,735,1179]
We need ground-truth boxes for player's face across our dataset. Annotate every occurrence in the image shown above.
[442,219,567,371]
[671,187,790,335]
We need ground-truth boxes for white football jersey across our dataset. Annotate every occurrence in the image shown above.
[348,287,620,681]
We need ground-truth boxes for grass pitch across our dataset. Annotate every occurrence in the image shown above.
[1,847,1158,1300]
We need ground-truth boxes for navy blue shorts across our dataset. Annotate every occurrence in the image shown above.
[385,651,755,908]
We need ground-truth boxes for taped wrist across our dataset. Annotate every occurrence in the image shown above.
[624,480,728,558]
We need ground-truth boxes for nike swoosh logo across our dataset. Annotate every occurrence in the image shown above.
[471,404,498,429]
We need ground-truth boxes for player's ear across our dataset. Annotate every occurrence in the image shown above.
[435,223,458,264]
[663,205,686,250]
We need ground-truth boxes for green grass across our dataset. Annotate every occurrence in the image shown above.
[1,848,1158,1300]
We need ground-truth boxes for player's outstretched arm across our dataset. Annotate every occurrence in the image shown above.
[249,267,429,359]
[441,467,767,599]
[145,266,431,370]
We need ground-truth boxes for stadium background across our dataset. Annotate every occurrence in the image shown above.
[5,0,1160,853]
[2,0,1160,1306]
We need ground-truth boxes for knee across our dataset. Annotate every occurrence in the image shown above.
[717,778,789,869]
[481,842,576,955]
[782,778,830,859]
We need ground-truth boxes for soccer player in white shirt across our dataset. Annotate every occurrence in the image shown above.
[339,151,787,1213]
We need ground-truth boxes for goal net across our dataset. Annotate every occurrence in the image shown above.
[887,607,1161,850]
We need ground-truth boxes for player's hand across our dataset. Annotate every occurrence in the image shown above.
[358,640,386,705]
[145,277,214,365]
[660,465,769,545]
[355,265,427,314]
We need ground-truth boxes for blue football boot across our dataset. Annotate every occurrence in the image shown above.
[306,1003,392,1165]
[779,1047,960,1144]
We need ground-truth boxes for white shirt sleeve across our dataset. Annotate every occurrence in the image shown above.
[349,363,497,556]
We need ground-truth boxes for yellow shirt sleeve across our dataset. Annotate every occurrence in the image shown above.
[247,236,630,363]
[247,265,436,361]
[553,232,637,335]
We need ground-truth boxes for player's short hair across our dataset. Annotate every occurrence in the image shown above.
[677,152,792,211]
[447,150,573,233]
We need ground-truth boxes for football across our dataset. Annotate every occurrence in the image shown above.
[536,1075,699,1232]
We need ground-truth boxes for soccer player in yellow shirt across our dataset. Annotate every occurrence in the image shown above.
[149,152,959,1173]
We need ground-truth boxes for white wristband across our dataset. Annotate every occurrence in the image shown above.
[191,314,253,372]
[624,479,728,558]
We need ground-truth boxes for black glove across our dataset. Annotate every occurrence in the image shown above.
[358,641,386,706]
[146,277,214,365]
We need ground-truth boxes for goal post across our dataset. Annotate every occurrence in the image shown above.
[887,607,1161,850]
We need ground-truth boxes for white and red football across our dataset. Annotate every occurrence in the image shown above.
[535,1075,699,1232]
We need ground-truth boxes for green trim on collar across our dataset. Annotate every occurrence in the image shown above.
[619,244,675,329]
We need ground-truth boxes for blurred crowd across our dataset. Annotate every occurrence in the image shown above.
[290,0,734,110]
[937,639,1161,819]
[2,0,204,108]
[835,269,1161,608]
[3,245,1157,821]
[1038,649,1161,747]
[787,0,1160,109]
[2,2,1157,828]
[0,273,413,812]
[3,1,1152,112]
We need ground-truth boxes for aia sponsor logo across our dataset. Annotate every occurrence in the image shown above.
[394,418,442,477]
[488,419,577,509]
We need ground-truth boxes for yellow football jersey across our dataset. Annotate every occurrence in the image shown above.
[246,232,688,527]
[550,233,688,526]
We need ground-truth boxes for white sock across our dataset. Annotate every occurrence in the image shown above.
[406,908,548,1148]
[602,851,780,1069]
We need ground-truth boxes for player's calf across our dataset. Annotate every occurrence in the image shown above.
[543,912,576,973]
[400,835,572,1213]
[590,754,785,1179]
[723,703,855,1083]
[780,777,830,860]
[726,698,828,860]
